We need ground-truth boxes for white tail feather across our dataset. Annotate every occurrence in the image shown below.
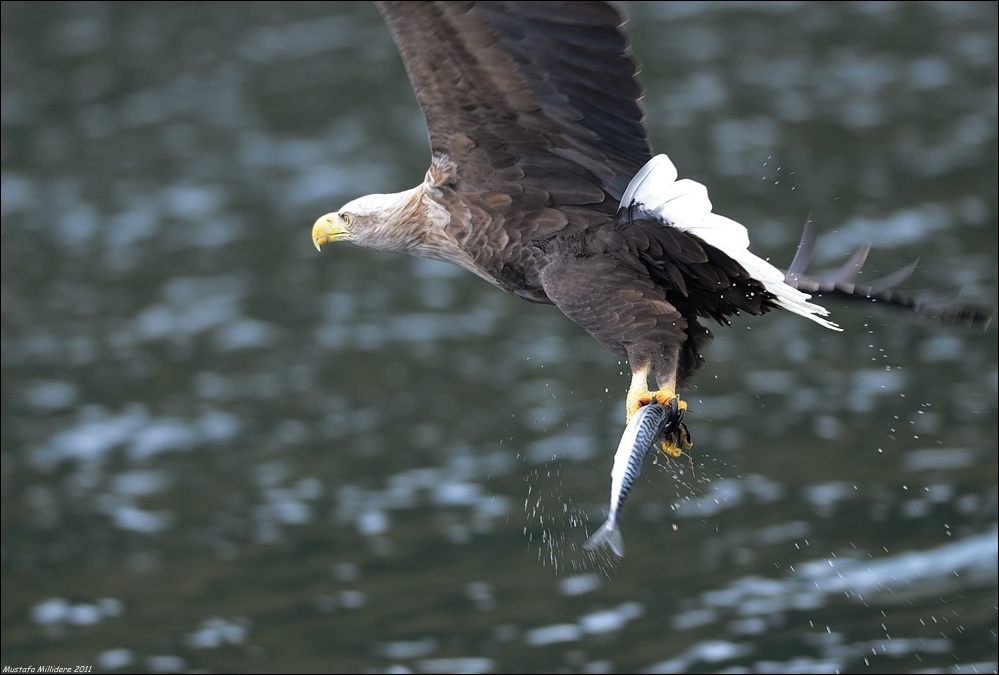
[624,154,840,331]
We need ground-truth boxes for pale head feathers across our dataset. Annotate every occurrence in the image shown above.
[312,188,422,253]
[312,158,482,275]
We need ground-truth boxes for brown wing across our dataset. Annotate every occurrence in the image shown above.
[377,1,651,298]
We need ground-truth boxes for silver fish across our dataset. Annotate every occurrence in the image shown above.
[583,400,682,557]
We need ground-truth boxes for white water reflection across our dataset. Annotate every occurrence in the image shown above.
[95,648,134,671]
[665,528,996,670]
[185,617,249,649]
[30,404,240,469]
[32,597,123,626]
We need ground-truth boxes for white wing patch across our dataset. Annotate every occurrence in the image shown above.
[623,154,840,331]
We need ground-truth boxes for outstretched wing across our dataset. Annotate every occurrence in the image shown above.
[785,220,994,330]
[377,1,651,297]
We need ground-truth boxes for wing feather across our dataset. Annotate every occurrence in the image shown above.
[377,1,650,294]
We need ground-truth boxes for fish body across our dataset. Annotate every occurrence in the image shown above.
[583,400,681,557]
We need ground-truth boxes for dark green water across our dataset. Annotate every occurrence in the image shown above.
[2,2,996,673]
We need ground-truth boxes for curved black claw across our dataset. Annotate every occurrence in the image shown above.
[676,422,693,450]
[656,399,692,457]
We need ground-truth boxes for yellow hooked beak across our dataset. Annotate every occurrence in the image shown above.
[312,213,351,251]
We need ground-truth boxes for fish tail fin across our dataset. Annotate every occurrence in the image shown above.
[582,519,624,557]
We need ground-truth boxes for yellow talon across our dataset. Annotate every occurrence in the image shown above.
[625,387,687,423]
[660,437,683,458]
[624,365,694,457]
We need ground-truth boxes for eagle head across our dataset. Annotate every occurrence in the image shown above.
[312,191,426,253]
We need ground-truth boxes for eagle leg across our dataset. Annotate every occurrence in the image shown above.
[625,361,691,457]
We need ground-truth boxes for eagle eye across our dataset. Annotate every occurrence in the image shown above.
[340,212,353,227]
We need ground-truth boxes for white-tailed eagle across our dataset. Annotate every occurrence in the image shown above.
[312,1,991,455]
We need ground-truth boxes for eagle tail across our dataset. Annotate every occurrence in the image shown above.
[620,155,840,331]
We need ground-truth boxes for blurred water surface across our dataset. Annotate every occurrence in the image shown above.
[2,2,996,673]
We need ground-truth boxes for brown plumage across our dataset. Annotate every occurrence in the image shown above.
[311,1,991,450]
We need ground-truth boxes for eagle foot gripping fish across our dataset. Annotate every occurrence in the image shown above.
[583,400,684,557]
